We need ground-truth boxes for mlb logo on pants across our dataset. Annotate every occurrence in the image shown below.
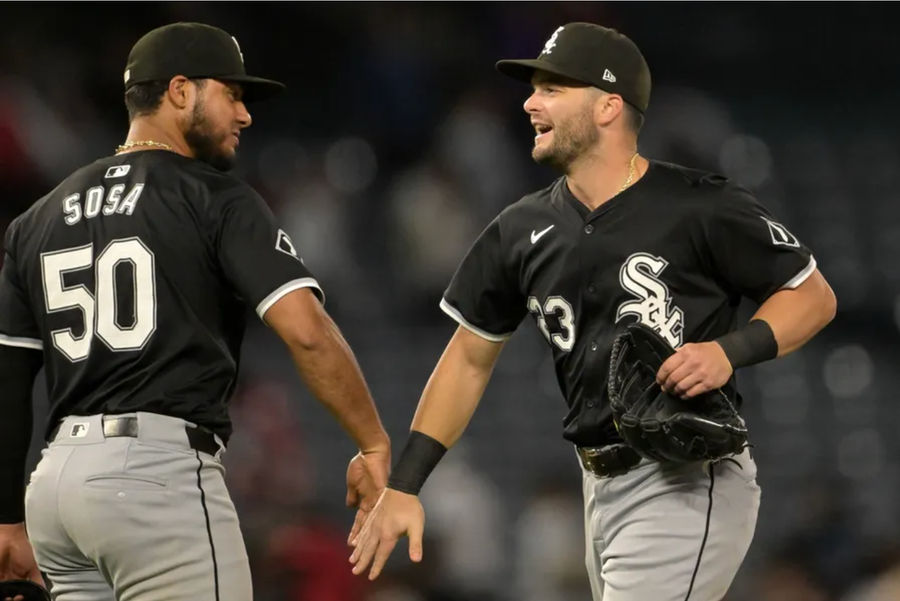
[70,423,90,438]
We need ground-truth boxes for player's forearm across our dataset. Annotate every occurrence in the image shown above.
[286,318,389,453]
[411,327,504,447]
[385,328,503,496]
[753,269,837,356]
[0,346,42,524]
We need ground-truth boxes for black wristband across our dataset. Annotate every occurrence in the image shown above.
[387,430,447,495]
[715,319,778,369]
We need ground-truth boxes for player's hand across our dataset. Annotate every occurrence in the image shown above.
[345,447,390,546]
[0,522,45,598]
[656,341,733,399]
[348,488,425,581]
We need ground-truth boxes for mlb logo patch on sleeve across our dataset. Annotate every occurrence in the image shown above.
[276,229,301,261]
[761,217,800,248]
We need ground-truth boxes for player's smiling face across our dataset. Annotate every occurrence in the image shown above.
[524,71,600,171]
[184,79,252,171]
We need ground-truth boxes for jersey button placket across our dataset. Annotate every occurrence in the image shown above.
[583,222,598,401]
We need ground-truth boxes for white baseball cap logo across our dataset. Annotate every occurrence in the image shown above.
[541,26,564,56]
[232,36,244,64]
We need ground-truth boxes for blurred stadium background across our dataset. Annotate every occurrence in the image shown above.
[2,3,899,600]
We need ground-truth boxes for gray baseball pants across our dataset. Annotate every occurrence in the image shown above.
[581,447,760,601]
[24,412,252,601]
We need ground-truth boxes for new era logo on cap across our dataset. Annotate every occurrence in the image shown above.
[602,69,616,83]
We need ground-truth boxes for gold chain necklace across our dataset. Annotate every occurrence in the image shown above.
[115,140,173,154]
[619,152,639,193]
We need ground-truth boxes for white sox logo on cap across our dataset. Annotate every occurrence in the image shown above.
[231,36,244,65]
[541,26,564,56]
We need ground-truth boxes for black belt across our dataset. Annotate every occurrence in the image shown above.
[52,416,221,457]
[577,444,643,478]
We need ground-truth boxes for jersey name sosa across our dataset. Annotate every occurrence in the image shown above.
[528,251,686,352]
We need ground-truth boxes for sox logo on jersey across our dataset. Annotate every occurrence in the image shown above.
[616,252,685,348]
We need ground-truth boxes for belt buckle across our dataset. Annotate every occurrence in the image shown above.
[579,445,633,478]
[102,415,139,438]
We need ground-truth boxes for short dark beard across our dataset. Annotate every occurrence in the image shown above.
[532,104,599,172]
[183,99,234,172]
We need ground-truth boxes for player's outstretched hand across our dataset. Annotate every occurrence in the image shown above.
[0,523,45,598]
[656,341,733,399]
[348,488,425,581]
[345,447,391,546]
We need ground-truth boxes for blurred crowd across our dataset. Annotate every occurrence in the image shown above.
[3,3,900,600]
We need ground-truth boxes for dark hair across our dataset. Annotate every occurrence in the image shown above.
[123,78,207,121]
[124,80,169,121]
[623,103,645,134]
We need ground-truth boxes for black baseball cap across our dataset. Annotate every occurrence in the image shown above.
[496,23,651,113]
[124,22,285,102]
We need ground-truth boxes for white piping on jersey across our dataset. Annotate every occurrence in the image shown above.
[0,333,43,351]
[779,256,817,290]
[439,298,512,343]
[256,278,324,319]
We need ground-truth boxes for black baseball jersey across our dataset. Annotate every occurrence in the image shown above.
[442,160,815,447]
[0,150,322,443]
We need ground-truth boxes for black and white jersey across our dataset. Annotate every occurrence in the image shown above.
[442,160,815,447]
[0,150,322,443]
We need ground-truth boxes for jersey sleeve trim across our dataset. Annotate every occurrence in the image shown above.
[439,298,513,343]
[0,334,43,351]
[779,256,817,290]
[256,278,325,319]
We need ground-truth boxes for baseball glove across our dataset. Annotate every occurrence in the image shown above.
[0,580,50,601]
[608,322,748,463]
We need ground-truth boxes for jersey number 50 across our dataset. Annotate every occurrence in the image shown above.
[527,295,575,352]
[40,238,157,362]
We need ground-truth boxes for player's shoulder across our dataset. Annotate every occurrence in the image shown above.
[139,152,259,203]
[4,161,97,244]
[186,159,256,199]
[496,178,560,222]
[127,153,269,219]
[651,160,734,191]
[649,160,755,206]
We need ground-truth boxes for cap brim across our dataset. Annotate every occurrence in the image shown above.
[221,75,286,102]
[495,58,589,86]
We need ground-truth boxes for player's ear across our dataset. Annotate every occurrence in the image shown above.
[594,92,624,127]
[166,75,193,111]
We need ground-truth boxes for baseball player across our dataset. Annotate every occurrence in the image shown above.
[0,23,390,600]
[349,22,837,600]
